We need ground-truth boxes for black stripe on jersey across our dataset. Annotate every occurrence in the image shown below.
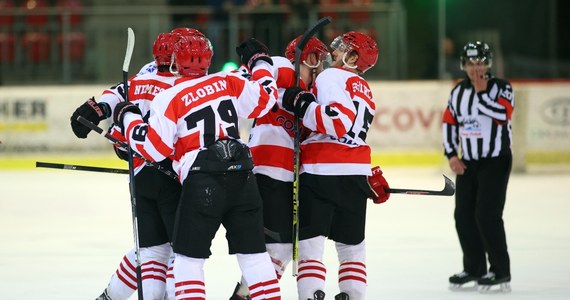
[487,121,498,157]
[455,86,465,117]
[477,138,484,160]
[467,88,475,115]
[465,137,473,160]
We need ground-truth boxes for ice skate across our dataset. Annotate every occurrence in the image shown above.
[448,271,478,290]
[229,281,251,300]
[95,289,111,300]
[309,290,325,300]
[477,272,511,293]
[335,292,349,300]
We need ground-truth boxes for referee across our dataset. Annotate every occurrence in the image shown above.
[442,41,514,293]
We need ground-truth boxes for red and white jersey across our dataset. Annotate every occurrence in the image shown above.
[102,70,177,175]
[248,56,306,182]
[300,67,375,176]
[122,62,278,183]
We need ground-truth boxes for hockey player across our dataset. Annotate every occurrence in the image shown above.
[112,35,281,300]
[281,31,390,300]
[443,41,513,293]
[70,31,188,300]
[230,35,331,300]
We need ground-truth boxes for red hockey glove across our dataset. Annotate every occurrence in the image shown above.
[368,166,391,204]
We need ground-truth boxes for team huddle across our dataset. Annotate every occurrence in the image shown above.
[70,26,388,300]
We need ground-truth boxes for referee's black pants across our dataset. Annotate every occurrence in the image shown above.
[454,154,512,279]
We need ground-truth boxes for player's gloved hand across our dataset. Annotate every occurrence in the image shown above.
[235,38,273,70]
[368,166,391,204]
[107,124,130,161]
[282,87,315,117]
[113,101,142,135]
[70,97,111,138]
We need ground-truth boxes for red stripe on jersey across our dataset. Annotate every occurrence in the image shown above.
[315,105,325,133]
[276,67,296,88]
[168,76,231,117]
[174,131,201,161]
[329,102,354,137]
[301,143,371,164]
[146,126,173,158]
[498,96,513,121]
[345,76,375,110]
[251,145,294,171]
[251,68,272,81]
[442,107,456,124]
[129,79,173,101]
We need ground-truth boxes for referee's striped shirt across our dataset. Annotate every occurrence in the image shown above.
[442,76,514,161]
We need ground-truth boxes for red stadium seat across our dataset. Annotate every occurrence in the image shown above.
[57,31,85,61]
[22,0,49,29]
[21,32,51,63]
[56,0,84,26]
[0,0,16,28]
[0,32,15,63]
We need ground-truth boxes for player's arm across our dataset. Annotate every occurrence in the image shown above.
[282,86,356,139]
[476,81,514,122]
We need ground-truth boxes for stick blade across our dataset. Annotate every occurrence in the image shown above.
[441,174,456,196]
[123,27,135,72]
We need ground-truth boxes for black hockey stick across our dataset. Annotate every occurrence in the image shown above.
[388,174,455,196]
[291,16,332,276]
[36,161,128,174]
[122,27,144,300]
[77,116,179,181]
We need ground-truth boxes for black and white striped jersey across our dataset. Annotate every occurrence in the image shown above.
[442,76,514,161]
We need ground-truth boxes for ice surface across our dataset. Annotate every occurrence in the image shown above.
[1,168,569,299]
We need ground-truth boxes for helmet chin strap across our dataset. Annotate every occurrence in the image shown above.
[341,52,358,70]
[169,57,180,77]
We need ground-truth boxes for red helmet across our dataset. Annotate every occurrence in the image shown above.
[170,27,205,38]
[173,35,212,76]
[331,31,378,73]
[285,35,329,64]
[153,33,179,66]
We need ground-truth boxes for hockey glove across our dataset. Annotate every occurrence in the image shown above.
[113,101,142,135]
[70,97,111,138]
[368,166,391,204]
[235,38,273,70]
[282,87,315,117]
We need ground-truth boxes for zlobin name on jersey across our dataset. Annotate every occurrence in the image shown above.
[183,80,227,106]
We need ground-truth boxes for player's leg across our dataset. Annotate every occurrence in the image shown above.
[226,171,280,300]
[296,173,338,300]
[330,175,369,300]
[136,169,175,299]
[99,249,138,300]
[452,161,487,286]
[475,156,512,292]
[170,172,224,299]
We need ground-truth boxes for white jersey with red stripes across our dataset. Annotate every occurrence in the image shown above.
[248,56,305,182]
[100,70,177,175]
[300,67,375,176]
[122,61,278,183]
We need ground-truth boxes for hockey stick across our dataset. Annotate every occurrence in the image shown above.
[122,27,144,300]
[291,16,332,277]
[77,116,179,181]
[388,174,455,196]
[36,161,128,174]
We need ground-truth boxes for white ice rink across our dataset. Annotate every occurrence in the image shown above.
[1,167,569,299]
